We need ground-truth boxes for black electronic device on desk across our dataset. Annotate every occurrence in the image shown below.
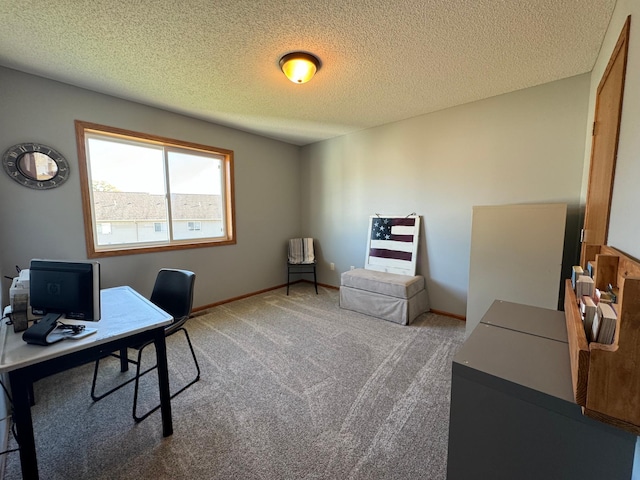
[22,314,61,345]
[22,259,101,345]
[22,313,97,345]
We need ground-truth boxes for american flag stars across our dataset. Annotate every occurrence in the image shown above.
[366,215,420,275]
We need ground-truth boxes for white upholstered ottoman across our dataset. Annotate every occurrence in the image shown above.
[339,268,429,325]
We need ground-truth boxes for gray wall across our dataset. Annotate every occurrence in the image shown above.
[300,75,590,317]
[4,11,640,319]
[581,0,640,260]
[0,67,301,309]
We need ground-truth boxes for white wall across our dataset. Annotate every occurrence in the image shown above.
[0,67,301,309]
[582,1,640,260]
[301,75,590,317]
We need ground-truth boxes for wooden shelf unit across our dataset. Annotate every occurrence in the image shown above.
[565,245,640,434]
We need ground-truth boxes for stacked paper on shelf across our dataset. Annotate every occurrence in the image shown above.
[591,303,617,345]
[572,265,584,289]
[581,295,597,339]
[576,275,595,298]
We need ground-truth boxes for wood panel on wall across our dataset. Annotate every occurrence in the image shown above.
[581,16,631,264]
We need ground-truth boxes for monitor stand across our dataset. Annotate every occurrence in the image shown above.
[22,313,63,346]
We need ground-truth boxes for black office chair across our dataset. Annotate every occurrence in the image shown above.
[287,238,318,295]
[90,268,201,422]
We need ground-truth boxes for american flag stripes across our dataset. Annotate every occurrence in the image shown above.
[365,215,420,276]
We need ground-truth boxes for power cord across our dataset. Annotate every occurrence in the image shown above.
[0,379,20,455]
[56,322,86,335]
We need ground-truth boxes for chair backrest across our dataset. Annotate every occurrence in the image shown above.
[150,269,196,325]
[288,238,315,264]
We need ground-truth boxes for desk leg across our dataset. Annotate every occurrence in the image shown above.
[9,372,39,480]
[153,328,173,437]
[119,347,129,372]
[28,382,35,406]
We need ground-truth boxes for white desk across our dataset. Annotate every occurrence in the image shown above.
[0,286,174,480]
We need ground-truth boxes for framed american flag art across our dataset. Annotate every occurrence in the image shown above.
[365,214,420,276]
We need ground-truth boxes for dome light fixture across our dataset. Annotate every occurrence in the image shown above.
[279,52,320,84]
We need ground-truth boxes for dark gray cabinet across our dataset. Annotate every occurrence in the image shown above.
[447,300,637,480]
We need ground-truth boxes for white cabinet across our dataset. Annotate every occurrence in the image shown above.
[465,203,567,337]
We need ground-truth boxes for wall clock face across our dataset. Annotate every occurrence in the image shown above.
[2,143,70,190]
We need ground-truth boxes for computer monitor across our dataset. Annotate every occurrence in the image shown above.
[29,259,101,321]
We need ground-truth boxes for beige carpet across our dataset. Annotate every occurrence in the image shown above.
[3,283,465,479]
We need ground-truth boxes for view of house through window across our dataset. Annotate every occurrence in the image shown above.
[75,121,235,257]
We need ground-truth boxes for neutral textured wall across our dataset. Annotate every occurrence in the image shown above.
[0,67,301,309]
[300,75,590,317]
[581,1,640,260]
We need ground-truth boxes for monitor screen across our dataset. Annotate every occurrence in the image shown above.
[29,259,101,321]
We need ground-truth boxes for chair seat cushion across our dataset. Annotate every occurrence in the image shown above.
[340,268,425,299]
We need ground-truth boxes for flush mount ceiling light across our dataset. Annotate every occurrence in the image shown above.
[279,52,320,84]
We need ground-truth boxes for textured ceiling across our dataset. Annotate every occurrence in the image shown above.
[0,1,616,146]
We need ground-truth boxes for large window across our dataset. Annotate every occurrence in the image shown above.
[75,121,235,257]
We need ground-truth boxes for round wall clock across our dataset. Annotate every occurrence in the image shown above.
[2,142,70,190]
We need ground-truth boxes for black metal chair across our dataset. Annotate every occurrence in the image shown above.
[90,268,201,422]
[287,238,318,295]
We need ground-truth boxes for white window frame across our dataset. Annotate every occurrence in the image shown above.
[99,222,112,235]
[75,120,236,258]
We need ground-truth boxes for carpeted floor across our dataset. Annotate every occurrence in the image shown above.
[3,283,465,479]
